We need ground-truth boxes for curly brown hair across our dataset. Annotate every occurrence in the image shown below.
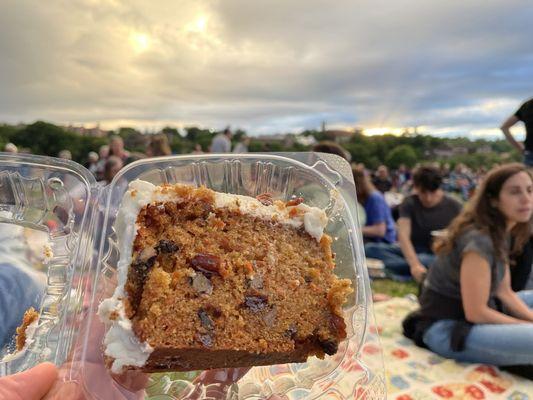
[434,163,533,263]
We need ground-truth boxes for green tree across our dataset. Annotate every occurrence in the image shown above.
[14,121,80,158]
[11,121,106,162]
[0,124,21,148]
[343,142,380,169]
[184,126,215,151]
[385,144,417,169]
[232,129,247,142]
[117,127,147,152]
[161,126,179,137]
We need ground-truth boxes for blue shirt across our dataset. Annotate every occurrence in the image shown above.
[364,191,397,243]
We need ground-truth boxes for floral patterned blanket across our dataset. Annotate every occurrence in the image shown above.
[374,297,533,399]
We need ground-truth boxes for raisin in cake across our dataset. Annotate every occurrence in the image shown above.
[98,180,353,373]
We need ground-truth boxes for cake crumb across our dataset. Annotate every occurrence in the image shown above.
[43,244,53,263]
[16,308,39,351]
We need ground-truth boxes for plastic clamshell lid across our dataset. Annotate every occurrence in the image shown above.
[89,152,384,399]
[0,152,98,375]
[0,152,385,399]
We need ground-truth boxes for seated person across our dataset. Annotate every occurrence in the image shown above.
[353,167,396,244]
[365,165,462,281]
[403,163,533,371]
[372,165,393,193]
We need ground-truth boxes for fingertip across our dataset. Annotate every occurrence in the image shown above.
[33,362,59,380]
[13,362,59,399]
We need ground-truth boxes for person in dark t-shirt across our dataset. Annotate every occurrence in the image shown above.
[365,165,461,281]
[501,98,533,166]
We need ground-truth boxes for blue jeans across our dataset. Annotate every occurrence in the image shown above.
[423,290,533,366]
[364,242,435,280]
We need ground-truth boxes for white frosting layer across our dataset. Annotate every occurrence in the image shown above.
[98,180,161,373]
[213,192,328,241]
[98,180,328,372]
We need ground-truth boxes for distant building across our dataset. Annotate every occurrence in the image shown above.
[324,129,354,143]
[477,145,492,154]
[66,124,110,138]
[254,134,295,148]
[427,143,470,158]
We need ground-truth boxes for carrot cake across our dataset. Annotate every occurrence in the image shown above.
[98,180,352,373]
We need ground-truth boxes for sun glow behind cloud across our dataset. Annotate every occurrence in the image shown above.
[193,16,208,32]
[129,32,150,53]
[363,127,408,136]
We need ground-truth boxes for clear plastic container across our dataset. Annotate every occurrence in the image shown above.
[0,151,386,399]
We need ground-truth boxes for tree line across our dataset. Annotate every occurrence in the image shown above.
[0,121,520,170]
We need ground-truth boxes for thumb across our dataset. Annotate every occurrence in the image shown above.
[0,362,58,400]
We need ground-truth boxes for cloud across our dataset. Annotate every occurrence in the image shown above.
[0,0,532,137]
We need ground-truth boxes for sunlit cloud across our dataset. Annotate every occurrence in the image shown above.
[0,0,532,138]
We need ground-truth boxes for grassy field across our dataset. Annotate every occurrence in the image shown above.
[370,278,419,298]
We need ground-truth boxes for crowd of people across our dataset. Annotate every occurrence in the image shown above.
[3,128,251,186]
[1,98,533,396]
[292,134,533,378]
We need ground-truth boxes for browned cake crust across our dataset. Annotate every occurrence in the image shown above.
[15,307,39,351]
[123,185,352,372]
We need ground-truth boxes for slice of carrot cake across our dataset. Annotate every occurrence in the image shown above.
[98,180,353,373]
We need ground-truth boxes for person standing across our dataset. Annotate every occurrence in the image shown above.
[233,136,250,153]
[501,98,533,166]
[146,134,172,157]
[108,135,130,163]
[210,128,232,153]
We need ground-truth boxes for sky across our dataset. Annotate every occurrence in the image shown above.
[0,0,532,139]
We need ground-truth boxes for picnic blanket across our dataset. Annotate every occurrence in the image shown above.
[373,296,533,399]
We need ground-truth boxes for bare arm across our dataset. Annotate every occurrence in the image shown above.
[461,252,527,324]
[496,264,533,322]
[397,217,426,281]
[500,115,524,152]
[362,222,386,238]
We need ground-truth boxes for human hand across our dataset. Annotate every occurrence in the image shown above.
[42,360,147,400]
[410,263,427,283]
[0,362,58,400]
[42,315,147,400]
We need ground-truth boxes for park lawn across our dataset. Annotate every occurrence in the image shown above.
[370,278,418,298]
